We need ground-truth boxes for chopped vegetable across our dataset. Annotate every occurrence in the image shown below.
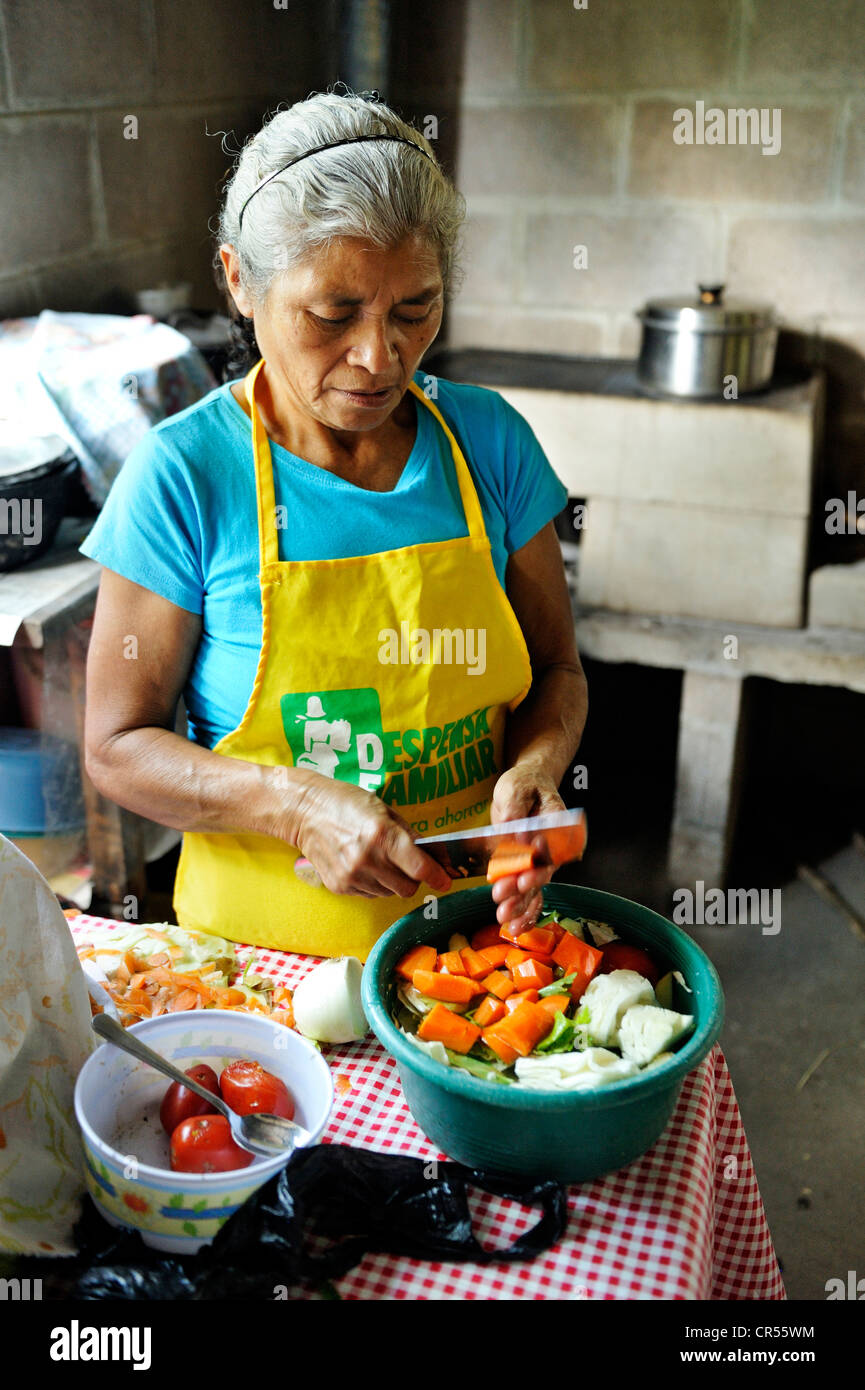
[418,1003,481,1054]
[511,958,554,992]
[516,926,557,954]
[478,943,511,968]
[411,970,483,1004]
[437,950,467,976]
[473,994,507,1027]
[514,1048,640,1092]
[292,956,368,1042]
[470,924,505,950]
[459,947,494,980]
[577,970,656,1048]
[396,945,438,981]
[486,844,540,883]
[618,1005,694,1065]
[483,969,516,1001]
[482,999,554,1058]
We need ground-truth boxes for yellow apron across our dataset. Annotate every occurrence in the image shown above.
[174,358,533,959]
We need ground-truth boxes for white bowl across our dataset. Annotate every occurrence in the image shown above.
[75,1010,333,1253]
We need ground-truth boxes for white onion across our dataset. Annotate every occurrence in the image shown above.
[292,956,368,1043]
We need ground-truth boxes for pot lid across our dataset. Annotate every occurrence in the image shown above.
[638,284,775,332]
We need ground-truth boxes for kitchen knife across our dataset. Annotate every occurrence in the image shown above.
[293,807,587,887]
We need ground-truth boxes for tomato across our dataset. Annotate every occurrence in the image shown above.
[169,1114,254,1173]
[597,942,661,986]
[159,1064,221,1135]
[219,1060,295,1120]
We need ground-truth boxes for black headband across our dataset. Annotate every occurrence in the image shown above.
[237,134,438,229]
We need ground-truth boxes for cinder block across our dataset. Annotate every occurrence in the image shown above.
[98,108,231,243]
[577,496,808,626]
[808,560,865,631]
[455,105,618,199]
[485,380,821,516]
[4,0,153,106]
[744,0,865,86]
[628,100,835,204]
[727,217,865,320]
[0,118,93,272]
[527,0,733,92]
[522,210,718,313]
[458,212,517,302]
[153,0,317,101]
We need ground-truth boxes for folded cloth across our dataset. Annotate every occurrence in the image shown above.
[0,834,94,1254]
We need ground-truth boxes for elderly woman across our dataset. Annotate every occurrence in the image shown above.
[81,92,588,960]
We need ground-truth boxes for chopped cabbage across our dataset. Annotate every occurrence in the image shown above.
[515,1048,640,1091]
[577,970,656,1047]
[618,1005,694,1065]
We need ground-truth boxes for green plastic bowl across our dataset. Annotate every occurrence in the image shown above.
[362,884,724,1183]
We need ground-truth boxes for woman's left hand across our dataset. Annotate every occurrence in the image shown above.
[488,765,566,930]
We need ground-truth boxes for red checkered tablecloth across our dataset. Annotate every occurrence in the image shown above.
[72,915,786,1301]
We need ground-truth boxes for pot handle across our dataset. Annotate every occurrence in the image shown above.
[698,283,725,305]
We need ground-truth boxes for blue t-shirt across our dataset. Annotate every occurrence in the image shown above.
[80,370,567,749]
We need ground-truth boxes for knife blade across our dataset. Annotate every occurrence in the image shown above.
[293,807,587,887]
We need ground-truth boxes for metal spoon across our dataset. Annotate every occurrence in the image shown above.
[91,1013,311,1159]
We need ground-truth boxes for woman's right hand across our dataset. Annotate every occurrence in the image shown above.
[287,773,453,899]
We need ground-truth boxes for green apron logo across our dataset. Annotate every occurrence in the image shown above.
[279,689,497,803]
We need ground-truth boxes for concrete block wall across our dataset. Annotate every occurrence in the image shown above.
[389,0,865,546]
[0,0,331,320]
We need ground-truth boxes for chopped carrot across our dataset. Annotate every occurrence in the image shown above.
[122,950,139,975]
[438,950,467,976]
[504,988,539,1012]
[418,1003,481,1054]
[511,958,554,992]
[505,947,531,970]
[498,922,526,946]
[396,945,438,980]
[459,947,493,981]
[169,988,200,1012]
[486,844,541,883]
[516,926,557,954]
[537,994,570,1018]
[217,988,247,1006]
[473,994,507,1027]
[482,969,515,1001]
[478,943,510,968]
[471,924,505,951]
[411,970,483,1004]
[481,1026,519,1066]
[485,1000,554,1057]
[552,934,604,998]
[547,922,567,945]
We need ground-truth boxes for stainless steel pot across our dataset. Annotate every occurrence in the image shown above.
[636,284,778,398]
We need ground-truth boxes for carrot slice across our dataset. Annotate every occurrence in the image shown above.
[504,989,539,1012]
[438,950,467,976]
[478,943,510,969]
[537,994,571,1018]
[459,947,493,981]
[486,845,540,883]
[471,924,505,951]
[482,970,515,1001]
[485,999,554,1057]
[418,1003,481,1054]
[411,970,482,1003]
[396,945,438,981]
[516,927,557,955]
[473,994,507,1027]
[511,958,554,992]
[482,1027,519,1066]
[552,934,604,998]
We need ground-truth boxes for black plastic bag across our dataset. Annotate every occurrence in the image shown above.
[17,1145,567,1299]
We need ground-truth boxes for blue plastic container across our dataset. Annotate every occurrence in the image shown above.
[0,727,82,834]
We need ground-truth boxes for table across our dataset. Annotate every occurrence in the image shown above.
[70,913,786,1301]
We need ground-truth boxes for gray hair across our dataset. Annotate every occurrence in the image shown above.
[216,91,465,307]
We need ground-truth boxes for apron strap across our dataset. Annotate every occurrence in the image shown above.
[407,379,486,542]
[244,362,488,566]
[245,359,279,570]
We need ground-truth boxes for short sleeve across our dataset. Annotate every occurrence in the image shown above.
[79,432,205,614]
[495,394,569,555]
